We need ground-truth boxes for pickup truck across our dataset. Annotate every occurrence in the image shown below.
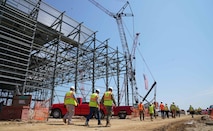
[50,98,106,119]
[50,97,133,119]
[112,105,133,119]
[208,105,213,115]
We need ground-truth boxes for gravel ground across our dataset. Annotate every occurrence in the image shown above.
[154,115,213,131]
[0,115,212,131]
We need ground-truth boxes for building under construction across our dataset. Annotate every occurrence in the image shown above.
[0,0,133,114]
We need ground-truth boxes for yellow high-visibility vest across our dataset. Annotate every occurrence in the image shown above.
[104,91,113,106]
[89,93,99,107]
[64,91,77,106]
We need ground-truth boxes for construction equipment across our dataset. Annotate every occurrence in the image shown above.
[88,0,140,104]
[131,33,140,86]
[119,33,140,105]
[142,81,157,102]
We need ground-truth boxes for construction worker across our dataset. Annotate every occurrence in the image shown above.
[85,89,102,126]
[101,87,116,127]
[138,101,145,121]
[189,105,195,118]
[160,102,165,119]
[164,103,169,118]
[148,103,154,121]
[176,105,180,117]
[170,102,176,118]
[197,107,202,115]
[63,86,79,125]
[153,102,157,119]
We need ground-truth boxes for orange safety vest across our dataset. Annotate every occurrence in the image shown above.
[138,103,144,111]
[160,104,164,111]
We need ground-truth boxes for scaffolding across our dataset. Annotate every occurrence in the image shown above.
[0,0,128,107]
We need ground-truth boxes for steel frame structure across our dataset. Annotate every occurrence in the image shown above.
[0,0,127,106]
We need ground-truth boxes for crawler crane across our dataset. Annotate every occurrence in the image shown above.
[89,0,140,104]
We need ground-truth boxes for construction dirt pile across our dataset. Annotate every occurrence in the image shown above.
[154,115,213,131]
[0,115,213,131]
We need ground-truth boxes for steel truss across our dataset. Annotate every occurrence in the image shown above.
[0,0,127,106]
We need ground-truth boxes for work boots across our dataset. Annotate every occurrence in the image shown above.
[85,121,89,126]
[63,118,66,124]
[105,122,111,127]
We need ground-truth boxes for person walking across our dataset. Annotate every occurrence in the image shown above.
[176,105,180,117]
[160,102,165,119]
[164,104,169,118]
[170,102,176,118]
[85,89,102,126]
[101,87,116,127]
[138,101,145,121]
[63,86,79,125]
[153,102,157,119]
[189,105,195,118]
[148,103,154,121]
[197,107,202,115]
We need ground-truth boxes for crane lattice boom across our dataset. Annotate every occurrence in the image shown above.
[89,0,139,104]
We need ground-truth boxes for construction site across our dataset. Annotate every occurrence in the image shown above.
[1,1,213,131]
[0,0,159,121]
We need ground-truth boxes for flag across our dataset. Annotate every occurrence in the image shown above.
[143,74,148,90]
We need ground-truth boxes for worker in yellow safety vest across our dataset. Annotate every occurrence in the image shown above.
[189,105,195,118]
[85,89,102,126]
[101,87,116,127]
[170,102,176,118]
[176,105,180,117]
[63,86,79,125]
[164,104,169,118]
[138,101,145,121]
[148,103,154,121]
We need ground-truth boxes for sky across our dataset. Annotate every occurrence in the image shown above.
[43,0,213,110]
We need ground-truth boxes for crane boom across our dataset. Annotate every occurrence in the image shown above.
[89,0,139,104]
[131,33,140,61]
[88,0,114,17]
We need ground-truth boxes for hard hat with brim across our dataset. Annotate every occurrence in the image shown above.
[96,89,100,93]
[70,86,75,90]
[109,87,113,90]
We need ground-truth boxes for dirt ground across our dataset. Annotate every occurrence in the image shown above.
[0,115,213,131]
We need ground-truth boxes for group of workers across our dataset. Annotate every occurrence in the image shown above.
[63,86,116,127]
[138,101,181,121]
[62,85,197,127]
[159,101,181,119]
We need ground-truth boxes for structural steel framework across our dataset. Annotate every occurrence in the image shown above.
[0,0,128,106]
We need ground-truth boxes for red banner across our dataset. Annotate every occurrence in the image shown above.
[143,74,148,90]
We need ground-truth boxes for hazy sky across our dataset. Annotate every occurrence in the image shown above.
[44,0,213,110]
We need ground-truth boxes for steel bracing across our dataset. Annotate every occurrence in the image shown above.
[0,0,127,106]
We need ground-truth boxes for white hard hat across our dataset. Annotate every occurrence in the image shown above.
[70,86,75,90]
[96,89,100,93]
[108,87,113,90]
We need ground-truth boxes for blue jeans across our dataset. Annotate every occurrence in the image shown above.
[86,107,101,124]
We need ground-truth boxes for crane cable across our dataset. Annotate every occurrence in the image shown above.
[137,47,156,81]
[137,46,157,105]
